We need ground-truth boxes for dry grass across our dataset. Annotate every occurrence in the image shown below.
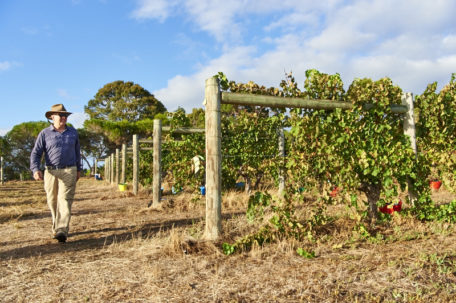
[1,178,456,302]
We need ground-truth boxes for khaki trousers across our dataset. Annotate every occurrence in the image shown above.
[44,167,77,235]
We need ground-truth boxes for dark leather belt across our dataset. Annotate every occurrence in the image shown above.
[46,165,76,170]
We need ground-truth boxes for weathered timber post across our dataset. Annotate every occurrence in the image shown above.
[107,157,111,183]
[94,158,97,176]
[402,92,417,205]
[109,154,112,184]
[133,134,139,195]
[204,77,222,240]
[152,119,162,207]
[108,154,111,184]
[0,156,4,185]
[105,158,108,182]
[110,153,115,185]
[121,143,126,184]
[104,158,109,182]
[115,148,120,185]
[402,92,417,153]
[107,155,110,183]
[278,128,285,196]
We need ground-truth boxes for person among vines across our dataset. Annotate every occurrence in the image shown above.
[30,104,82,243]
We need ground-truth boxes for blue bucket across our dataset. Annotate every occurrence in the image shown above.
[200,186,206,195]
[235,182,245,190]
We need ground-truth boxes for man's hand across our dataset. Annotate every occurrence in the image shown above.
[33,171,43,181]
[76,170,81,181]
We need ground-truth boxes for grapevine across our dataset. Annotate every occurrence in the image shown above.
[218,70,436,254]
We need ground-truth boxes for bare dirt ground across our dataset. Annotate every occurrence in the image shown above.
[1,178,456,302]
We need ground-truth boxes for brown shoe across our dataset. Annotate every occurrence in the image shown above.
[54,231,67,243]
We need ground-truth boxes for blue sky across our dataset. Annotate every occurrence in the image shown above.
[1,0,456,135]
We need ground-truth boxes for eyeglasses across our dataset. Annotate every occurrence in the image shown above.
[54,113,69,118]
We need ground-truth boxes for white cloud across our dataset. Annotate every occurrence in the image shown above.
[264,11,320,33]
[144,0,456,110]
[182,0,245,43]
[442,35,456,51]
[0,60,22,72]
[331,0,455,36]
[68,112,88,129]
[154,46,257,111]
[154,75,205,111]
[131,0,343,43]
[0,61,12,71]
[130,0,176,22]
[0,128,11,136]
[131,0,246,42]
[308,25,375,54]
[348,54,456,93]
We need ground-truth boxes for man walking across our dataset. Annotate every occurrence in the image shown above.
[30,104,82,243]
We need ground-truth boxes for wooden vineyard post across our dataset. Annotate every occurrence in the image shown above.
[106,156,109,183]
[115,148,120,185]
[110,153,114,185]
[204,77,222,240]
[94,158,98,176]
[104,157,108,183]
[107,157,111,183]
[0,156,3,185]
[278,128,285,197]
[107,155,110,183]
[152,119,162,207]
[402,92,417,153]
[108,154,111,184]
[133,134,139,195]
[402,92,418,205]
[121,143,126,185]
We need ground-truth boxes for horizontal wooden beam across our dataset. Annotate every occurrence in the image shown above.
[222,92,352,110]
[162,126,205,134]
[136,128,205,144]
[221,92,407,114]
[363,104,408,113]
[127,147,153,151]
[138,139,154,144]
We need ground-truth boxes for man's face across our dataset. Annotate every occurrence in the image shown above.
[52,113,69,127]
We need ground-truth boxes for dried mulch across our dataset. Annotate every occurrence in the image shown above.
[1,178,456,302]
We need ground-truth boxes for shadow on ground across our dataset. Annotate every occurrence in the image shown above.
[0,212,242,260]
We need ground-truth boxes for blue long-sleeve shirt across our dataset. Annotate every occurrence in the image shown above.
[30,125,82,173]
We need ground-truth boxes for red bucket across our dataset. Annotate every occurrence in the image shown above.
[379,200,402,214]
[430,180,442,190]
[330,186,340,197]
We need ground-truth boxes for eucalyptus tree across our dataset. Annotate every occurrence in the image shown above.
[6,121,49,179]
[85,80,166,121]
[84,80,167,146]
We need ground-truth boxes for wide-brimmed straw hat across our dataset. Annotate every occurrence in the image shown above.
[45,104,72,119]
